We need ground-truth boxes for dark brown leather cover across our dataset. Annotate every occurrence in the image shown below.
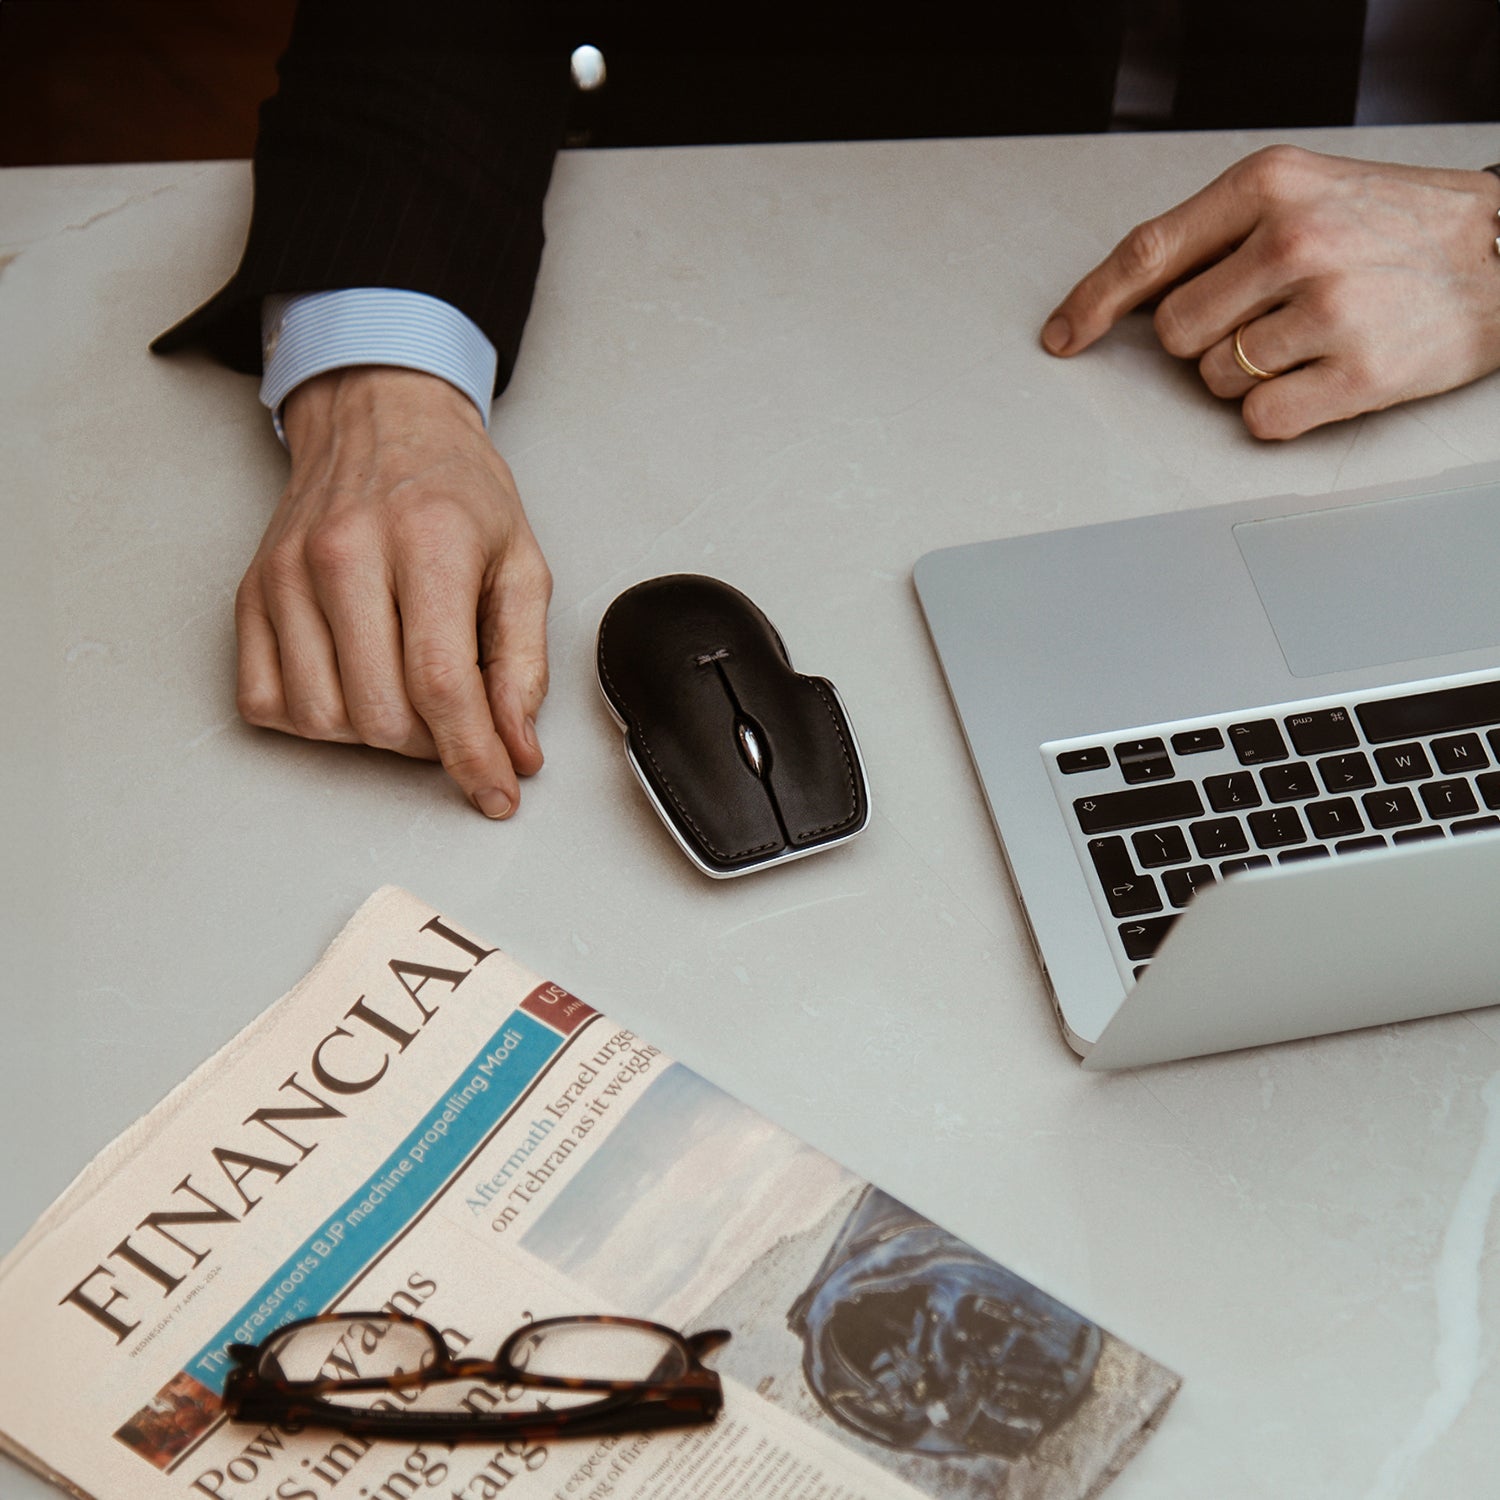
[597,575,868,874]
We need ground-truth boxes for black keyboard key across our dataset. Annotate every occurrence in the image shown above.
[1420,778,1479,820]
[1375,742,1432,783]
[1057,746,1109,774]
[1163,864,1215,907]
[1118,915,1176,961]
[1452,815,1500,836]
[1132,826,1191,868]
[1317,751,1376,793]
[1393,825,1445,845]
[1357,680,1500,743]
[1248,806,1307,849]
[1087,837,1163,916]
[1479,771,1500,810]
[1284,707,1358,755]
[1306,797,1363,840]
[1363,787,1422,829]
[1220,855,1272,876]
[1074,782,1204,834]
[1261,761,1319,802]
[1279,846,1330,864]
[1115,737,1174,784]
[1490,728,1500,761]
[1229,718,1289,765]
[1205,771,1261,811]
[1335,836,1386,853]
[1190,816,1249,858]
[1432,733,1488,774]
[1172,728,1224,755]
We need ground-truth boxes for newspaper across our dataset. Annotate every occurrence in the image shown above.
[0,887,1179,1499]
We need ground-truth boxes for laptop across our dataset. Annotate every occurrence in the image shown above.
[913,467,1500,1070]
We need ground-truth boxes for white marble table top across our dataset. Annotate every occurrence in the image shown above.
[5,123,1500,1499]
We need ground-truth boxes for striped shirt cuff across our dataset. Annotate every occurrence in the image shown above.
[260,289,499,445]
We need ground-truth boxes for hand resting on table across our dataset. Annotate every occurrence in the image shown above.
[1042,145,1500,438]
[234,366,550,818]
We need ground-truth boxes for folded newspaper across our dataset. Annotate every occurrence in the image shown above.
[0,887,1179,1499]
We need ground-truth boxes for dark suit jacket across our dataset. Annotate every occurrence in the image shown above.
[150,1,1128,395]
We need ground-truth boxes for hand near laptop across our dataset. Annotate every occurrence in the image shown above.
[234,366,550,819]
[1042,146,1500,439]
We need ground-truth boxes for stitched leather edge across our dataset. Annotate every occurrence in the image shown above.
[792,678,863,843]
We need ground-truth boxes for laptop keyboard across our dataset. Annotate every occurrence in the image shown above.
[1043,672,1500,980]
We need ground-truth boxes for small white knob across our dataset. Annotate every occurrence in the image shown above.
[571,44,607,92]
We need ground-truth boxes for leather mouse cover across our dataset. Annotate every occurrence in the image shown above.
[597,575,869,875]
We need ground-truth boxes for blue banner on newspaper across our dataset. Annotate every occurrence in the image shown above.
[185,1008,563,1394]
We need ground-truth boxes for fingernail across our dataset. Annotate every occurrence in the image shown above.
[474,788,514,819]
[1042,315,1071,354]
[523,716,540,755]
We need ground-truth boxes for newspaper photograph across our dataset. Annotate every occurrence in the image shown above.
[0,887,1179,1499]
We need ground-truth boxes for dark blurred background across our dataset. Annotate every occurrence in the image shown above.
[9,1,1493,168]
[0,1,1122,162]
[0,0,296,165]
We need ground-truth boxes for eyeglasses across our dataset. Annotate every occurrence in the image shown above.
[223,1312,730,1443]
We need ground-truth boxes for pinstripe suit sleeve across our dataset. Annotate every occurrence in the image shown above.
[151,0,573,400]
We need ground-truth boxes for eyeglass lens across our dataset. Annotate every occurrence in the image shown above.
[259,1318,440,1409]
[511,1321,690,1383]
[257,1317,690,1413]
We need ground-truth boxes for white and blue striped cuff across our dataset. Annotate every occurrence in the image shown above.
[260,289,499,445]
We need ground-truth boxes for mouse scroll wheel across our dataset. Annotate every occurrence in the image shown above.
[735,716,770,780]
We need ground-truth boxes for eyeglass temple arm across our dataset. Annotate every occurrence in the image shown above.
[686,1327,732,1360]
[236,1381,722,1445]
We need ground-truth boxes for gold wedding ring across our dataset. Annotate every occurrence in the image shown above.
[1233,324,1278,381]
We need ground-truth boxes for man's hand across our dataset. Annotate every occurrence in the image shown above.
[235,366,550,818]
[1041,146,1500,439]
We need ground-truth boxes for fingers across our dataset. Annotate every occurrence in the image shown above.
[1240,362,1376,442]
[236,509,440,758]
[235,577,292,734]
[1198,305,1315,400]
[239,524,526,816]
[1198,309,1379,440]
[236,559,359,748]
[1147,226,1290,361]
[1042,154,1273,357]
[479,542,552,782]
[311,546,439,760]
[397,544,524,819]
[265,584,354,744]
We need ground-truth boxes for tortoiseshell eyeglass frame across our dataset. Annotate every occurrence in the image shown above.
[223,1310,730,1443]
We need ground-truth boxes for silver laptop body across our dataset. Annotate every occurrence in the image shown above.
[913,468,1500,1069]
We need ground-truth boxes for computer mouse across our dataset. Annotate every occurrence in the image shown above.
[597,575,871,876]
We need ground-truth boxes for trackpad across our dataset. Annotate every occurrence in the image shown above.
[1233,485,1500,677]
